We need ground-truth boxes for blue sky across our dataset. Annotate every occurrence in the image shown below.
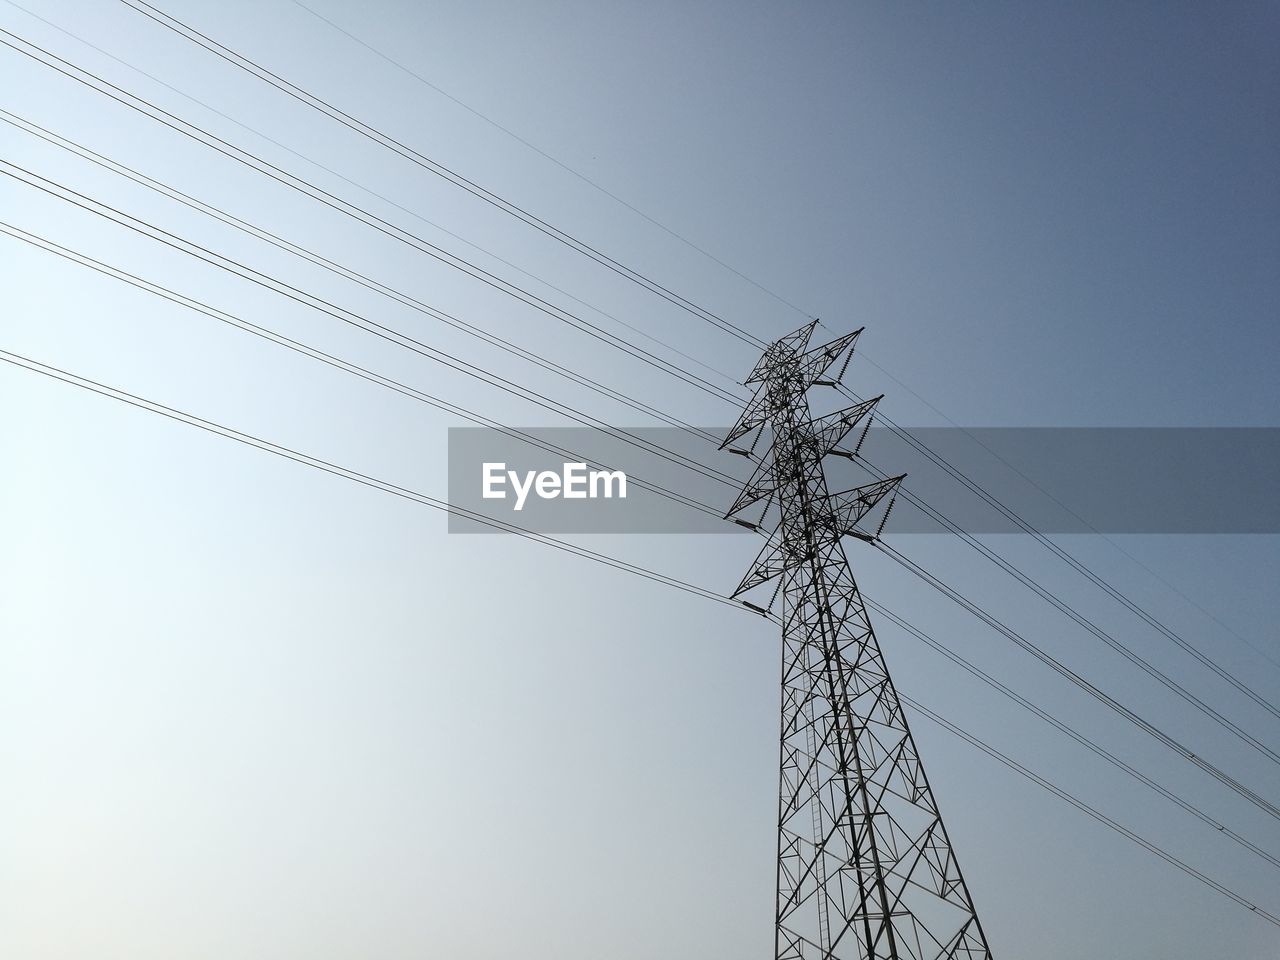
[2,1,1277,957]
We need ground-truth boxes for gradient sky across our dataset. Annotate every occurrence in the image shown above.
[2,1,1278,957]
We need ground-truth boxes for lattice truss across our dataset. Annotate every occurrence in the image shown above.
[722,322,993,960]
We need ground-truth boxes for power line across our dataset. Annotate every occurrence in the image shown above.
[14,6,1267,733]
[128,0,1280,741]
[0,26,744,406]
[739,503,1280,854]
[115,0,770,349]
[17,20,1259,768]
[8,3,1274,940]
[0,175,740,493]
[0,0,743,389]
[8,344,1274,933]
[19,112,1271,777]
[851,345,1280,674]
[0,220,725,525]
[837,379,1280,725]
[25,151,1273,829]
[114,0,1280,697]
[875,539,1280,823]
[12,13,1280,870]
[727,427,1274,819]
[14,210,1276,884]
[0,109,727,442]
[747,491,1280,870]
[0,347,738,607]
[19,199,1280,878]
[899,692,1280,928]
[857,456,1280,769]
[865,597,1280,873]
[42,0,1272,716]
[285,0,817,324]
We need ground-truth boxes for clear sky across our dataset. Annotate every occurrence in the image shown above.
[2,1,1277,957]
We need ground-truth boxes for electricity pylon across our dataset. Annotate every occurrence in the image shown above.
[723,322,992,960]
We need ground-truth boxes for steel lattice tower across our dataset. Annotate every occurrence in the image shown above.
[723,322,992,960]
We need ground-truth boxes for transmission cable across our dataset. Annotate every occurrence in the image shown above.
[21,195,1267,878]
[747,489,1280,867]
[852,449,1280,770]
[113,0,768,349]
[0,27,743,406]
[898,692,1280,928]
[6,345,1276,930]
[874,539,1280,822]
[839,380,1280,727]
[0,110,727,443]
[0,0,742,389]
[844,340,1280,674]
[866,597,1280,872]
[736,484,1280,824]
[0,185,738,497]
[1,162,753,504]
[0,347,738,607]
[12,7,1259,737]
[7,5,1269,926]
[15,52,1274,829]
[97,0,1276,717]
[727,414,1280,780]
[286,0,816,324]
[0,221,727,525]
